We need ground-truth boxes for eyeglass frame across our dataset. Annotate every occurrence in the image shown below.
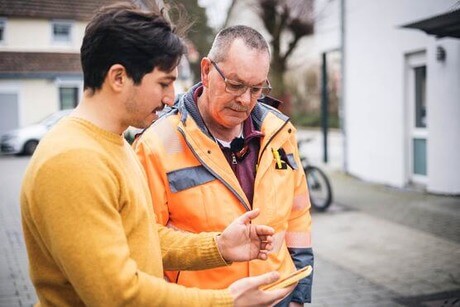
[209,60,272,98]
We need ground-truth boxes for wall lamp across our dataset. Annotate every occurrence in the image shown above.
[436,46,446,62]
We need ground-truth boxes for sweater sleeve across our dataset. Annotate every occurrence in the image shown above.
[157,225,229,270]
[27,150,233,306]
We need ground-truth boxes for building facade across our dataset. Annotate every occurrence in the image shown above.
[341,0,460,194]
[226,0,460,195]
[0,0,193,137]
[0,0,117,135]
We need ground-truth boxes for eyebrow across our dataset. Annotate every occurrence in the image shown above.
[211,60,266,87]
[228,75,266,87]
[161,75,177,82]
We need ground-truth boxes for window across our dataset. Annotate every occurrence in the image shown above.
[0,18,6,42]
[413,138,427,175]
[414,66,426,128]
[59,87,78,109]
[52,21,72,42]
[406,52,427,184]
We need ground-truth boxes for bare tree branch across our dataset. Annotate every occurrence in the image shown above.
[252,0,314,98]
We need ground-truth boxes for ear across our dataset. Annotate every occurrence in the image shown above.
[106,64,128,93]
[200,57,212,87]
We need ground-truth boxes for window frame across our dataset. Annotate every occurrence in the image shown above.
[405,51,428,185]
[51,20,73,44]
[59,86,79,110]
[55,79,82,110]
[0,18,6,44]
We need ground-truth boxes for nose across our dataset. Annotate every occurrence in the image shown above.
[236,87,252,105]
[162,87,176,107]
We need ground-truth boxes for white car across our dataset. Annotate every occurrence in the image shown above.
[0,109,73,155]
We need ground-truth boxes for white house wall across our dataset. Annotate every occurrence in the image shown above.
[426,38,460,194]
[0,78,70,128]
[20,79,61,126]
[1,18,86,52]
[0,15,86,132]
[344,0,458,189]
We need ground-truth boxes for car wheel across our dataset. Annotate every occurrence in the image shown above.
[23,140,39,156]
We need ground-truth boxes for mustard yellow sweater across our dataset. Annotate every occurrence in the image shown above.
[20,117,233,306]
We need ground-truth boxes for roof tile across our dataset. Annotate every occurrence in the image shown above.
[0,0,117,21]
[0,52,81,73]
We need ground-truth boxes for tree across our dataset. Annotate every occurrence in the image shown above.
[253,0,314,108]
[166,0,215,83]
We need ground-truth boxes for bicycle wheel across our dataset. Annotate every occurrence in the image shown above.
[304,165,333,211]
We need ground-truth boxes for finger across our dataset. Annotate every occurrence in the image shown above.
[257,252,268,260]
[265,286,295,306]
[258,252,268,260]
[254,224,275,236]
[251,271,280,288]
[260,235,274,244]
[237,208,261,224]
[260,242,273,252]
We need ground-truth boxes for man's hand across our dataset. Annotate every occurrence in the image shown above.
[229,271,296,306]
[217,209,274,262]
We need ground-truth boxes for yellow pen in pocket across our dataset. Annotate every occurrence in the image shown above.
[272,148,282,169]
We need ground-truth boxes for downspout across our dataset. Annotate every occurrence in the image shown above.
[340,0,347,172]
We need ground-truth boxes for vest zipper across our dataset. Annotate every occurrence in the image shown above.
[177,127,251,212]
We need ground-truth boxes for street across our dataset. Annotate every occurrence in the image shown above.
[0,129,459,306]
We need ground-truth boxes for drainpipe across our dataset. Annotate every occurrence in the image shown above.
[340,0,347,172]
[321,52,329,163]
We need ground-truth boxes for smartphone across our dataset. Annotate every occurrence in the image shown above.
[261,265,312,291]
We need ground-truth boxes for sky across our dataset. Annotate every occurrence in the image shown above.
[198,0,232,29]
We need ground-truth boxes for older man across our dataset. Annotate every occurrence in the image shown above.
[134,25,314,306]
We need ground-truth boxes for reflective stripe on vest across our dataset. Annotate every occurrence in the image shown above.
[167,165,216,193]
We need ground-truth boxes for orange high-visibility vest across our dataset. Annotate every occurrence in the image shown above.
[134,101,312,289]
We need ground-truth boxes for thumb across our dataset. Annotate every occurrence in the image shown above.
[238,208,261,224]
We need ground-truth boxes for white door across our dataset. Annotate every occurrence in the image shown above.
[406,51,427,185]
[0,92,19,135]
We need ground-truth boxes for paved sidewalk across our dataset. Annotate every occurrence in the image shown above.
[297,128,460,306]
[310,170,460,306]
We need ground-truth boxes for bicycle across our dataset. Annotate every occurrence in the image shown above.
[298,138,333,212]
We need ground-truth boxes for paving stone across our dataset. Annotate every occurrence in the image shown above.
[310,257,402,306]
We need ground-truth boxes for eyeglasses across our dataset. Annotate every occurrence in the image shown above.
[210,60,272,99]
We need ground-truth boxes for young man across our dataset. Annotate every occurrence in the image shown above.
[20,3,294,306]
[134,25,314,306]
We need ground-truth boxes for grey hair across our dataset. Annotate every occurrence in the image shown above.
[207,25,270,62]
